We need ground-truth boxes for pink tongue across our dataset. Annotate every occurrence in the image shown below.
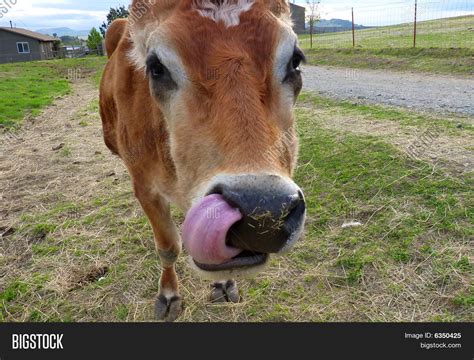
[182,194,243,265]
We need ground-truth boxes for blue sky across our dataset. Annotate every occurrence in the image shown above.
[0,0,472,31]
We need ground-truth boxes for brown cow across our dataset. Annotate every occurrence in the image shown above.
[99,0,306,321]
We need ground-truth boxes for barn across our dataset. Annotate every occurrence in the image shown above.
[289,3,306,34]
[0,27,57,64]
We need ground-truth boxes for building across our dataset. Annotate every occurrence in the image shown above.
[289,3,306,34]
[0,27,57,64]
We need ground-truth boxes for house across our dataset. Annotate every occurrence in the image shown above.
[0,27,57,64]
[289,3,306,34]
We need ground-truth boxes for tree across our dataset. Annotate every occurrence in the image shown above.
[60,35,82,45]
[87,27,102,51]
[306,0,321,49]
[52,40,61,52]
[99,6,129,37]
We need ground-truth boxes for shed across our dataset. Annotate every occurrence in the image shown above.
[0,27,57,64]
[289,3,306,34]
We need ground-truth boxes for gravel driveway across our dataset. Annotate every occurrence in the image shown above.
[302,65,474,116]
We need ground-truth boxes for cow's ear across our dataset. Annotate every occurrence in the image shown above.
[263,0,290,17]
[128,0,178,70]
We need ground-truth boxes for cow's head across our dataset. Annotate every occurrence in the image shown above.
[129,0,306,279]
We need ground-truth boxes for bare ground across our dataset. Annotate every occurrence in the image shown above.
[0,79,472,322]
[0,79,117,222]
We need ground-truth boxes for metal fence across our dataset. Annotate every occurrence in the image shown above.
[299,0,474,49]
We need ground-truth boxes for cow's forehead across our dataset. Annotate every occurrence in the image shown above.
[145,2,295,78]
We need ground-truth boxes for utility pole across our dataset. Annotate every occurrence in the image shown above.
[413,0,418,47]
[352,7,355,48]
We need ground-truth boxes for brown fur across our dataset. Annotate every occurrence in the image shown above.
[99,0,300,319]
[104,18,128,58]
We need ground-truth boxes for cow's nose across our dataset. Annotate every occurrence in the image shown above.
[207,175,306,254]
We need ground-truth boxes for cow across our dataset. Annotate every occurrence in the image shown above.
[99,0,306,321]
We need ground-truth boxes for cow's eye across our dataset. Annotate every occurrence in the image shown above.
[146,53,177,99]
[283,47,305,97]
[146,54,166,80]
[290,47,305,72]
[284,47,305,83]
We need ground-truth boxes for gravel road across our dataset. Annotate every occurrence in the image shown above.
[302,65,474,116]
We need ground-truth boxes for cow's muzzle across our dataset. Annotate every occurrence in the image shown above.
[182,174,306,276]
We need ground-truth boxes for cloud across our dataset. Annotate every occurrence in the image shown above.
[0,0,472,30]
[298,0,473,26]
[0,0,111,30]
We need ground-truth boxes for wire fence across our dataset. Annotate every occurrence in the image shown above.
[299,0,474,49]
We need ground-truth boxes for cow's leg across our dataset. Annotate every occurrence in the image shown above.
[134,185,183,321]
[210,280,240,303]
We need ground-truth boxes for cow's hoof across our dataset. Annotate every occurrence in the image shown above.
[155,294,183,321]
[210,280,240,303]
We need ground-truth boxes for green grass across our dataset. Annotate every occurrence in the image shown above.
[1,89,471,322]
[59,145,72,157]
[297,92,473,135]
[299,16,474,74]
[295,99,472,256]
[0,56,106,128]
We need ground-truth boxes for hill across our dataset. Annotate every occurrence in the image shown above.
[36,27,90,38]
[314,18,370,33]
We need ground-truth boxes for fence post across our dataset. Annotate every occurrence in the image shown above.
[413,0,417,47]
[352,7,355,48]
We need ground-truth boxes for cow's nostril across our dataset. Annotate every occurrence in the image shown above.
[207,184,242,210]
[297,190,304,201]
[286,191,304,213]
[282,193,306,236]
[207,184,223,196]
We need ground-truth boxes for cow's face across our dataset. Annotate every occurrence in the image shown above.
[130,0,306,279]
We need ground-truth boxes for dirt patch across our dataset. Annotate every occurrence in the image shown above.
[67,265,109,291]
[0,78,126,224]
[0,226,15,238]
[0,79,124,275]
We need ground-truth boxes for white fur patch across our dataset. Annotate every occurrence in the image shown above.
[128,23,158,72]
[150,40,189,87]
[194,0,254,27]
[273,26,297,83]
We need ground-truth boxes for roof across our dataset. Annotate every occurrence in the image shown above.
[289,3,305,10]
[0,27,56,42]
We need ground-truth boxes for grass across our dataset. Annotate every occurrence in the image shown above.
[299,16,474,75]
[0,56,106,128]
[297,92,473,135]
[1,84,471,322]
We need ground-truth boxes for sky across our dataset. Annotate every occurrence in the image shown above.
[0,0,472,31]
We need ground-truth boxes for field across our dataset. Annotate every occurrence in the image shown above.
[299,16,474,75]
[0,57,106,128]
[0,58,472,322]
